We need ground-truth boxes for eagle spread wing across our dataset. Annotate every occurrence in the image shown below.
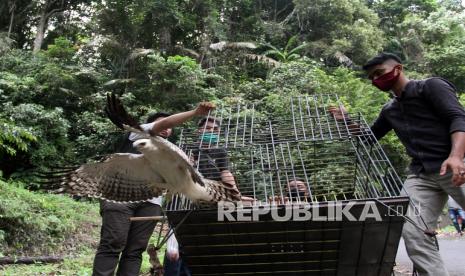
[104,93,141,131]
[41,93,240,203]
[44,153,166,202]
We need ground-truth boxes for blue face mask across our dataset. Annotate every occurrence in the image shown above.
[200,132,219,144]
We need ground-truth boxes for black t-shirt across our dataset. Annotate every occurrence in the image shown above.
[371,78,465,174]
[192,148,229,181]
[115,132,139,154]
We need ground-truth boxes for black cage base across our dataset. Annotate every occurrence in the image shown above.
[167,197,409,276]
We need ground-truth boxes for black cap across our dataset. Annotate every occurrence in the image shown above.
[362,52,402,71]
[197,116,221,127]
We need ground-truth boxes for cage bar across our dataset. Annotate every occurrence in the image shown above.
[165,95,407,275]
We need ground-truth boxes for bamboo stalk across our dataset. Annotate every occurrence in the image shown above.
[129,216,166,221]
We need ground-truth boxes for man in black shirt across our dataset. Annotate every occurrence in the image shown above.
[330,53,465,276]
[194,117,237,188]
[163,117,238,275]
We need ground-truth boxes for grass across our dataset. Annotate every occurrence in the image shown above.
[0,179,99,275]
[0,247,164,275]
[0,248,95,275]
[0,178,461,275]
[0,179,166,275]
[439,225,457,233]
[0,179,100,255]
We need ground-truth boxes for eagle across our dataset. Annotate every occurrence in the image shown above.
[41,93,241,203]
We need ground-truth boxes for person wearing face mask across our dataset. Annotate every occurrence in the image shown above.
[329,52,465,276]
[163,117,240,276]
[193,117,238,189]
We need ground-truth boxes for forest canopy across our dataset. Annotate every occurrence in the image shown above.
[1,0,465,180]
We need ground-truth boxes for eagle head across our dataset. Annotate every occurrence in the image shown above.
[133,138,153,152]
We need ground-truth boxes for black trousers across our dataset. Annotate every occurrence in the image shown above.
[92,201,162,276]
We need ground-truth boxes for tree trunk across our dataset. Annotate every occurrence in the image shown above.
[33,10,48,53]
[8,1,16,38]
[159,26,172,55]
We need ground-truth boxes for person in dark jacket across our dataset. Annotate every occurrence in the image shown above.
[93,102,215,276]
[329,52,465,276]
[92,112,169,276]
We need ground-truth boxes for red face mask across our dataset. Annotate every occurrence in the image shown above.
[372,67,400,91]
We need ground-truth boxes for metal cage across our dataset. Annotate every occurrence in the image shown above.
[165,95,409,275]
[170,95,402,208]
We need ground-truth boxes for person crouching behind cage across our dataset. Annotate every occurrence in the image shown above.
[268,178,311,205]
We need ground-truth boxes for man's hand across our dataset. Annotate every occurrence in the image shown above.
[440,156,465,186]
[194,102,216,116]
[328,105,349,121]
[268,195,289,205]
[188,155,195,166]
[240,196,256,206]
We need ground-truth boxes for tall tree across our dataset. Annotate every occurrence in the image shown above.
[32,0,91,53]
[0,0,34,47]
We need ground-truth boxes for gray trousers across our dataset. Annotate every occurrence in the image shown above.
[92,201,162,276]
[401,171,465,276]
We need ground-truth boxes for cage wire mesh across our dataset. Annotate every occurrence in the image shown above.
[167,94,403,210]
[164,94,408,276]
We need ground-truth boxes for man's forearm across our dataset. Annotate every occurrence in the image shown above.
[346,122,363,136]
[449,131,465,158]
[150,110,196,135]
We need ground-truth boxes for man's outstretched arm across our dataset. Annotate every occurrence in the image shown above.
[149,102,215,136]
[328,105,391,140]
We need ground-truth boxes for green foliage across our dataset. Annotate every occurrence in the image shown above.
[0,32,15,54]
[0,49,101,112]
[144,54,222,110]
[425,39,465,91]
[262,36,307,62]
[0,179,99,256]
[380,3,465,86]
[329,18,385,64]
[0,119,37,157]
[374,0,439,31]
[418,9,465,90]
[293,0,385,63]
[73,110,121,159]
[1,103,72,172]
[45,37,77,62]
[237,58,320,100]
